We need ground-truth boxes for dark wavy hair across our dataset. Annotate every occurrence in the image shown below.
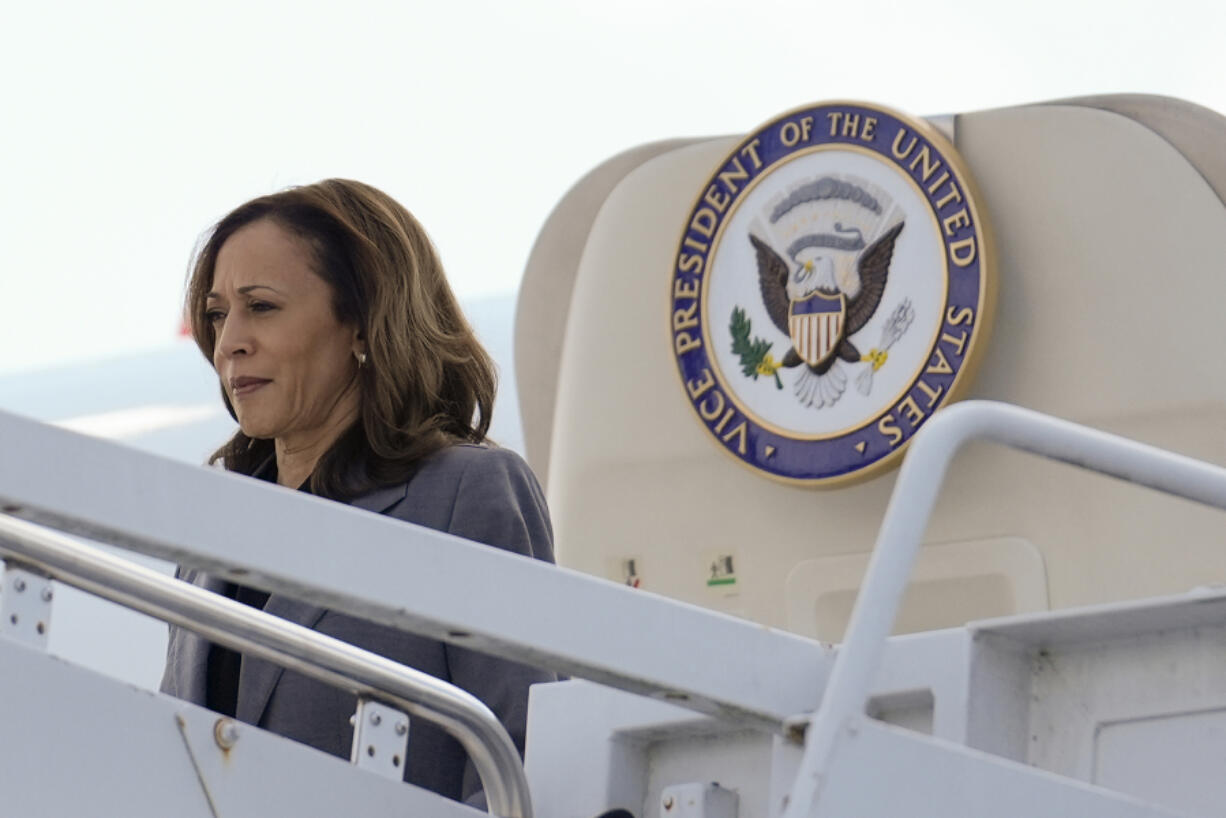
[186,179,496,500]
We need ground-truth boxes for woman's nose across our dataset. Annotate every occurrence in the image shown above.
[214,315,253,359]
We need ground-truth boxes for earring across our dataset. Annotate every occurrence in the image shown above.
[356,351,368,367]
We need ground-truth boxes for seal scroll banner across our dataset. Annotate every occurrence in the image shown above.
[669,101,995,487]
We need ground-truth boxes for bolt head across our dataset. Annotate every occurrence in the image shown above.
[40,588,53,602]
[394,721,408,736]
[370,712,382,726]
[663,796,675,810]
[214,718,240,750]
[13,578,26,592]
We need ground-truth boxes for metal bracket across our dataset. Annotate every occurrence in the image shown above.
[0,563,53,649]
[661,782,739,818]
[350,698,410,781]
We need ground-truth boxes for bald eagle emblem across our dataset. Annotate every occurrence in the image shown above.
[736,175,914,408]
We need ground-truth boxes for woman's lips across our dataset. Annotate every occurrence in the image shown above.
[230,377,272,398]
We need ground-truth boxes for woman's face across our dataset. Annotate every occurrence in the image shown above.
[206,219,362,444]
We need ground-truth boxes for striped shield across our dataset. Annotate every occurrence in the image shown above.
[788,289,846,367]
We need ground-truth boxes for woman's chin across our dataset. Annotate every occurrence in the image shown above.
[236,417,279,440]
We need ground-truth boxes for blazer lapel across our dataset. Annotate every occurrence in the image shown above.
[235,595,328,726]
[234,481,407,726]
[350,482,408,515]
[163,569,230,704]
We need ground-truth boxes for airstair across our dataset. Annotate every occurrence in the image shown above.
[2,400,1225,817]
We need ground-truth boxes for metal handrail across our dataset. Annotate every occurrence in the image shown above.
[0,513,532,818]
[782,400,1226,818]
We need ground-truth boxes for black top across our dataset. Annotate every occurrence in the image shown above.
[204,583,272,715]
[204,461,300,716]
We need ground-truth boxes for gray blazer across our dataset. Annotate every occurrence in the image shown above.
[160,444,556,805]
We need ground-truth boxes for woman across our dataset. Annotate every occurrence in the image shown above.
[160,179,555,806]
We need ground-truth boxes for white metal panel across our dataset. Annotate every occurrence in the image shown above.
[527,631,1010,818]
[1095,709,1226,818]
[527,611,1218,818]
[0,637,477,818]
[963,630,1033,762]
[645,731,769,818]
[660,782,738,818]
[811,717,1186,818]
[0,409,831,731]
[974,586,1226,646]
[1027,623,1226,782]
[526,680,710,818]
[865,627,971,741]
[783,401,1226,818]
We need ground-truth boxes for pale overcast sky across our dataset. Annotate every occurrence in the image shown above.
[2,0,1223,375]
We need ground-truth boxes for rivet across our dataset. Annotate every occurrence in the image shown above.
[395,721,407,736]
[214,718,240,750]
[14,578,26,593]
[663,796,675,810]
[40,588,53,603]
[370,712,382,726]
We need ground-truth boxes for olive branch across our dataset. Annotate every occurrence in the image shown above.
[730,307,783,389]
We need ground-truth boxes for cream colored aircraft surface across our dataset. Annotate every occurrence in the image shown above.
[518,94,1226,642]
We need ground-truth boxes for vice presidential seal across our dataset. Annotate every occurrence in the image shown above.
[670,102,994,486]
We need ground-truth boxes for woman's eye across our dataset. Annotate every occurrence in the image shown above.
[249,301,276,313]
[205,310,226,324]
